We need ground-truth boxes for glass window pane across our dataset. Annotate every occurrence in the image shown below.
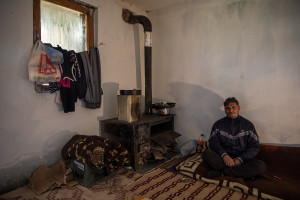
[41,0,87,52]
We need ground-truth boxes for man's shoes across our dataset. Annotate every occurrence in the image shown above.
[207,170,223,179]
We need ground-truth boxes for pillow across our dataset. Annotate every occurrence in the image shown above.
[175,141,210,179]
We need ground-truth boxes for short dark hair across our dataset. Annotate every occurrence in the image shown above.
[224,97,239,106]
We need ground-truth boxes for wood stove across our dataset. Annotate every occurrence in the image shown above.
[100,10,181,173]
[100,114,180,173]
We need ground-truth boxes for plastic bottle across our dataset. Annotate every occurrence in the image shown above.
[196,134,206,154]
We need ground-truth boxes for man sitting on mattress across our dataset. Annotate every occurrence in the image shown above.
[203,97,266,179]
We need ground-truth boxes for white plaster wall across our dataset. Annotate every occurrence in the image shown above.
[149,0,300,144]
[0,0,146,194]
[1,0,300,194]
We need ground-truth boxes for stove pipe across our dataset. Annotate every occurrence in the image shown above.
[122,9,152,115]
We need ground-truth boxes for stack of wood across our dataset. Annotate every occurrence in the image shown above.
[151,131,180,160]
[138,131,180,165]
[64,163,78,187]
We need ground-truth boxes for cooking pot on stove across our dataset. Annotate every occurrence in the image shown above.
[152,102,175,115]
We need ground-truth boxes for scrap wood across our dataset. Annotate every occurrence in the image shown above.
[66,173,74,182]
[152,150,164,160]
[138,157,144,165]
[28,160,68,195]
[151,131,181,146]
[67,180,79,187]
[151,146,167,154]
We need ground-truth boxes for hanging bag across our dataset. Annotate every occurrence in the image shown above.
[28,40,61,82]
[45,45,64,65]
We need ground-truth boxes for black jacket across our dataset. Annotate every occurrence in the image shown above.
[209,116,260,163]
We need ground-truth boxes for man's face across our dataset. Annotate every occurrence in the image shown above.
[224,102,240,119]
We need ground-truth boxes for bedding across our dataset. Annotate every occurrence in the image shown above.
[175,154,280,200]
[173,142,300,200]
[61,135,130,172]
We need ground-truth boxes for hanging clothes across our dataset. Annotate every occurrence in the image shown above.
[54,46,82,113]
[89,47,103,108]
[76,52,87,99]
[80,47,103,109]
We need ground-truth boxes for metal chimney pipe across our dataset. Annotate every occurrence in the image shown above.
[122,9,152,115]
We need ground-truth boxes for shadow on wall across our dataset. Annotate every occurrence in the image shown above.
[98,82,119,136]
[100,82,119,120]
[42,131,77,164]
[170,82,225,141]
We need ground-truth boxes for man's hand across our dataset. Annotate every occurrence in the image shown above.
[223,155,235,167]
[233,158,241,166]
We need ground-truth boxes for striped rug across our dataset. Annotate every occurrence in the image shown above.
[124,168,263,200]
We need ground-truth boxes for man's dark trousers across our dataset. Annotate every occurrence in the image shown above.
[202,150,266,179]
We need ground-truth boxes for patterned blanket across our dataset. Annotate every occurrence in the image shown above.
[125,168,266,200]
[61,135,130,172]
[175,154,281,200]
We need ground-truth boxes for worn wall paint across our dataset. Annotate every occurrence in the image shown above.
[149,0,300,144]
[0,0,146,194]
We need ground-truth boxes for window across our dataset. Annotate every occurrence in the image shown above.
[33,0,95,51]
